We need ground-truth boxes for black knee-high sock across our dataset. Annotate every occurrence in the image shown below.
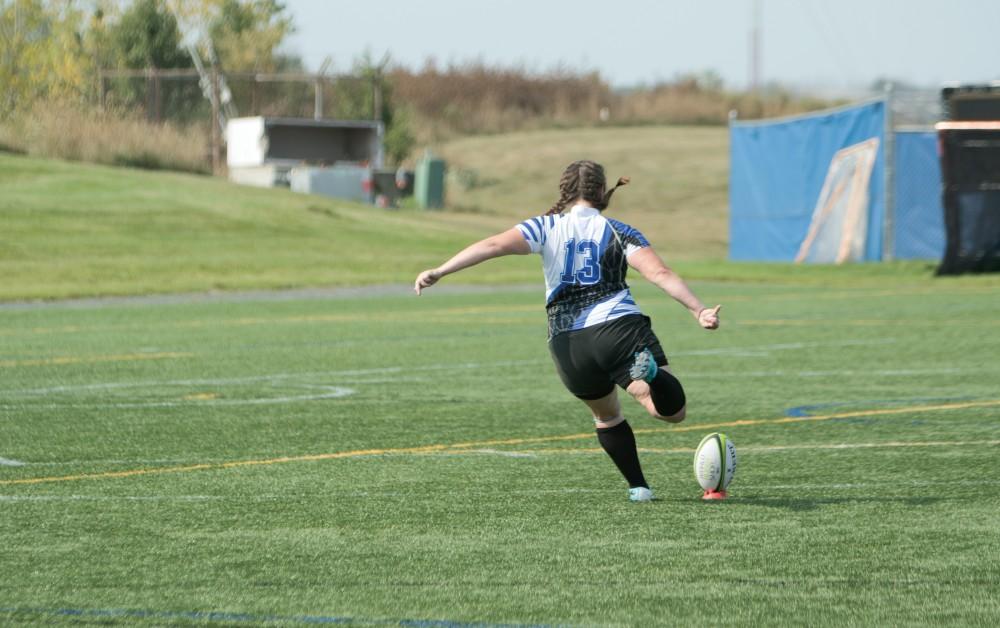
[596,420,648,489]
[649,369,686,417]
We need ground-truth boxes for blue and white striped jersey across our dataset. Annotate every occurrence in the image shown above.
[515,204,651,337]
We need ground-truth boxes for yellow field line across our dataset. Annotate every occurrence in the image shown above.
[3,399,999,486]
[493,439,1000,456]
[0,445,450,486]
[445,400,1000,449]
[0,352,193,368]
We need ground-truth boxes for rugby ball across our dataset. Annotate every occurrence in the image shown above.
[693,433,737,491]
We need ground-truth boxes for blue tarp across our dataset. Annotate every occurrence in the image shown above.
[729,100,886,261]
[893,131,945,259]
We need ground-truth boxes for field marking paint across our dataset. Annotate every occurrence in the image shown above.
[4,398,999,487]
[507,439,1000,456]
[0,445,452,486]
[440,399,1000,451]
[3,365,976,410]
[733,285,1000,303]
[744,478,1000,490]
[0,458,26,467]
[464,449,539,458]
[672,337,897,358]
[0,303,541,337]
[0,606,547,627]
[0,337,899,399]
[784,396,977,417]
[0,494,220,502]
[738,318,1000,327]
[0,359,542,397]
[0,351,192,368]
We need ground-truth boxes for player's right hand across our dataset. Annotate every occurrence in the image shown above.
[414,269,441,295]
[698,304,722,330]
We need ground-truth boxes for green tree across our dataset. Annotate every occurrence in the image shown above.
[352,53,414,165]
[207,0,293,71]
[0,0,91,116]
[109,0,189,70]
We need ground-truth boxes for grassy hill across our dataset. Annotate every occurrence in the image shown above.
[433,125,730,259]
[0,152,541,301]
[0,128,981,302]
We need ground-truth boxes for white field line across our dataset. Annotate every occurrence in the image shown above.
[672,337,897,358]
[0,360,543,397]
[0,457,26,467]
[3,365,979,412]
[0,337,897,401]
[681,367,975,378]
[464,449,539,458]
[741,479,1000,490]
[20,458,231,467]
[29,439,991,471]
[0,385,356,409]
[5,480,999,503]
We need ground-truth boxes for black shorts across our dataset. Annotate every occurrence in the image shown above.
[548,314,668,400]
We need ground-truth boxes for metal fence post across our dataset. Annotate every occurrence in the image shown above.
[211,69,221,176]
[314,78,323,120]
[372,77,383,122]
[882,83,896,261]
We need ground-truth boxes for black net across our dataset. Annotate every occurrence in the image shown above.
[937,126,1000,275]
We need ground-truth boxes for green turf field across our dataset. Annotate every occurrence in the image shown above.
[2,277,999,626]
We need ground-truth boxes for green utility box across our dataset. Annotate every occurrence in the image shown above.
[415,157,446,209]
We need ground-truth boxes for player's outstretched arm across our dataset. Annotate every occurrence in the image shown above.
[414,228,531,295]
[626,247,721,329]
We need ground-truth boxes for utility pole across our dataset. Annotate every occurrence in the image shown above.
[749,0,762,92]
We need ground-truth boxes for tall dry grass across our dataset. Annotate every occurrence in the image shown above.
[0,103,210,174]
[391,64,611,139]
[391,63,839,142]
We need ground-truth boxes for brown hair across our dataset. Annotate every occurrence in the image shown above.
[545,160,630,216]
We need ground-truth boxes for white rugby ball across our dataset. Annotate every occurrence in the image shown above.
[693,432,738,491]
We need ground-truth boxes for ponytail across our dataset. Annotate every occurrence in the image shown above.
[597,176,630,210]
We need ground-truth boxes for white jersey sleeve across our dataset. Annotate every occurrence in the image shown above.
[515,216,548,254]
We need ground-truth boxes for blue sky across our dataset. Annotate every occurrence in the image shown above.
[282,0,1000,91]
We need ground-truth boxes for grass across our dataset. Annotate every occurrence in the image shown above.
[434,125,731,259]
[2,277,999,625]
[0,152,521,301]
[2,125,729,302]
[8,139,988,304]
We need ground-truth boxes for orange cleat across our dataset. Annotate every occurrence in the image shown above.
[702,489,728,501]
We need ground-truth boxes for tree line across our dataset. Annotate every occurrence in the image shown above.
[0,0,296,115]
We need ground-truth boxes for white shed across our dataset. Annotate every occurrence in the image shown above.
[225,117,384,188]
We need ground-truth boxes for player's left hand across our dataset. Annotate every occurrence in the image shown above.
[414,269,442,295]
[698,304,721,330]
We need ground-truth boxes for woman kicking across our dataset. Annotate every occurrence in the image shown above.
[414,160,721,502]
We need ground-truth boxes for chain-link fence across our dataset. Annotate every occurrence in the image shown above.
[885,87,945,260]
[98,69,381,124]
[97,68,383,172]
[888,86,942,128]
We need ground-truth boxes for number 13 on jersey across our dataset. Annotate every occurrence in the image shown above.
[560,239,601,285]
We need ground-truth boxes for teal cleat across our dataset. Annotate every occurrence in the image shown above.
[628,348,658,383]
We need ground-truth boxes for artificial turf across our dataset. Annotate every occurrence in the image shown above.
[2,277,999,625]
